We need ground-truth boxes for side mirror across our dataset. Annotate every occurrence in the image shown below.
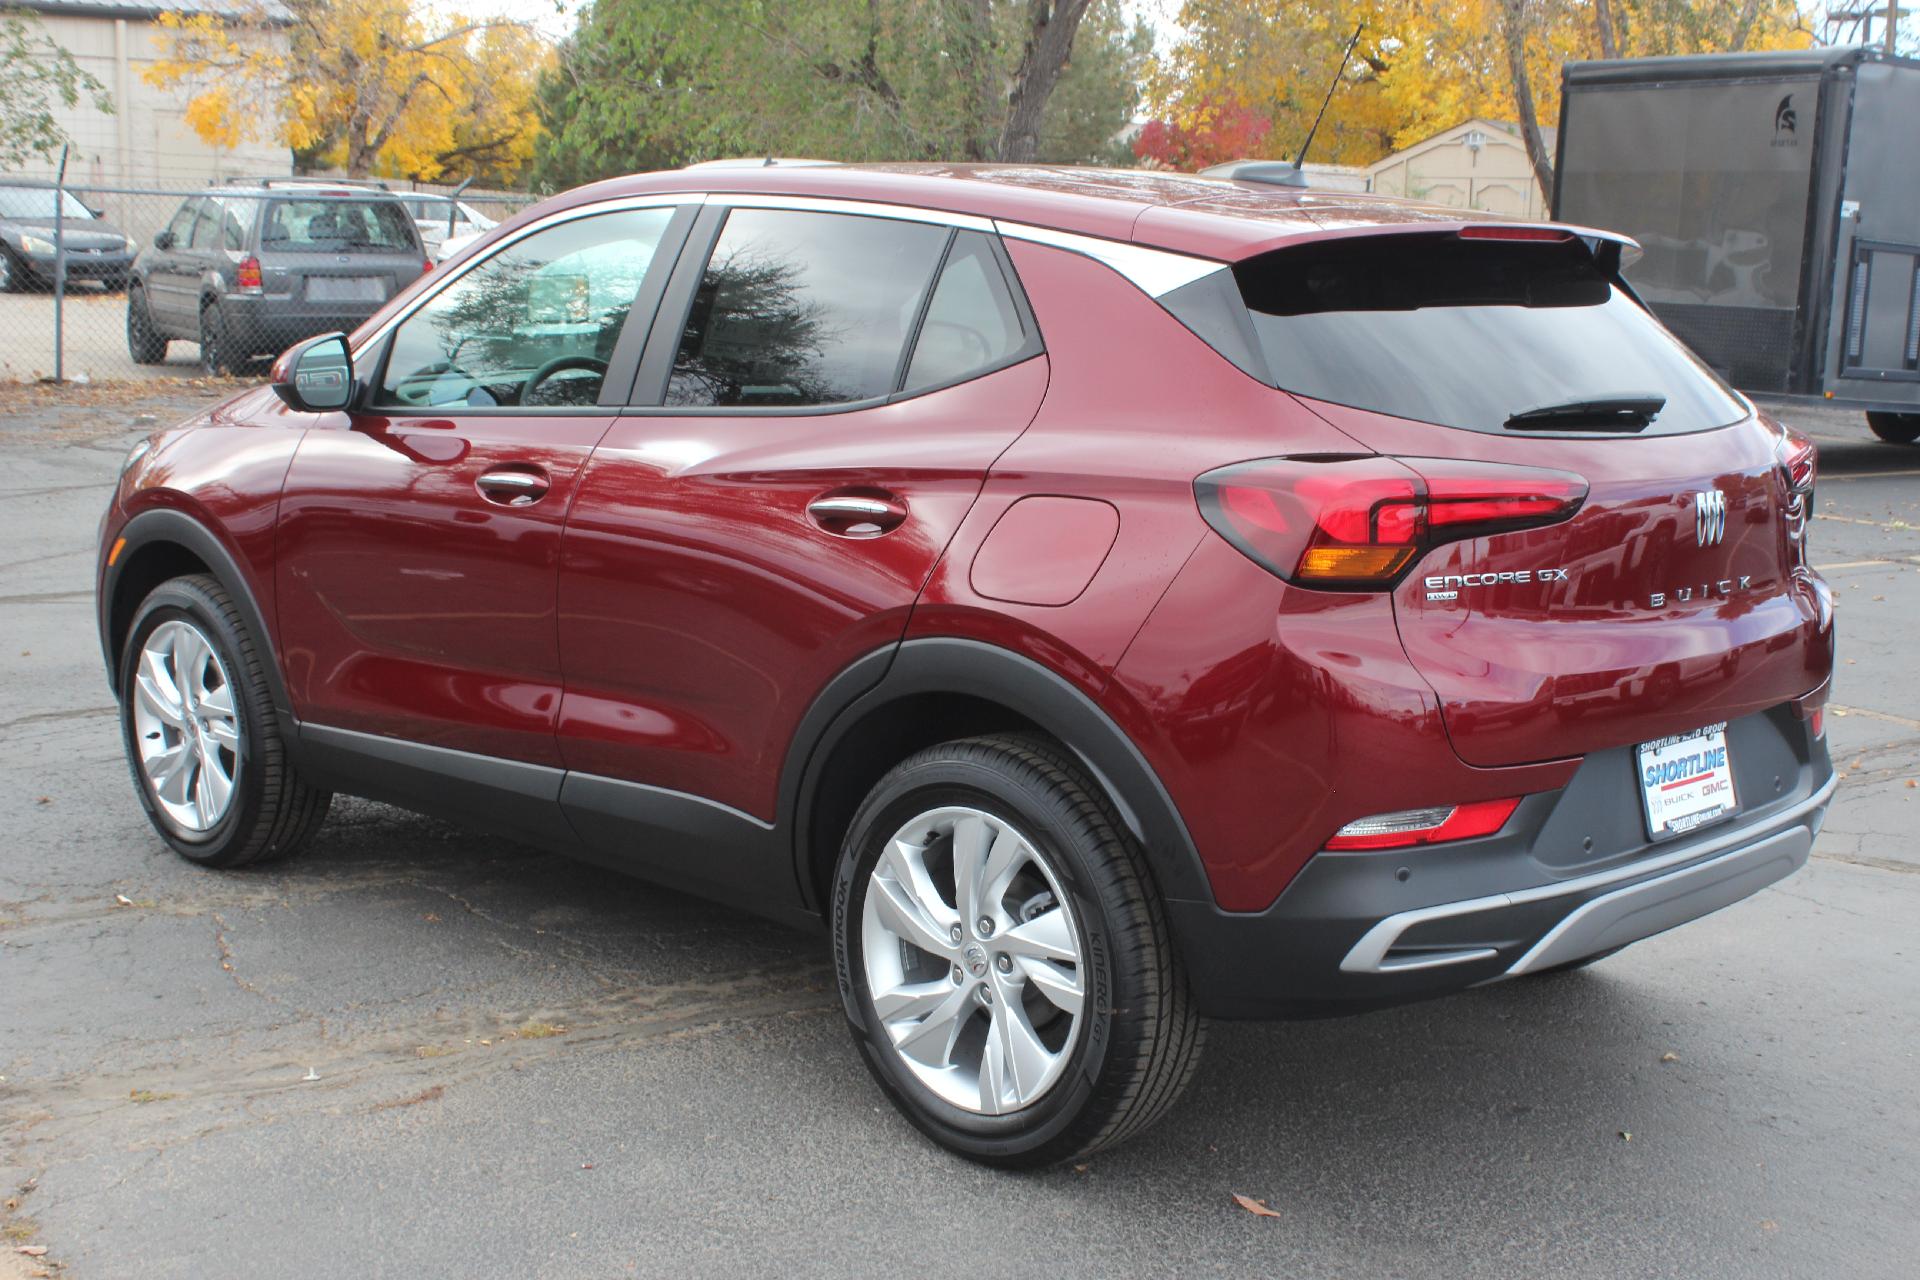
[271,333,354,412]
[87,205,106,220]
[153,229,175,250]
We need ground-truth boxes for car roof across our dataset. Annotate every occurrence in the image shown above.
[209,184,407,200]
[533,162,1575,262]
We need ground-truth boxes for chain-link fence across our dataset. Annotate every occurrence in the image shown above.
[0,177,537,383]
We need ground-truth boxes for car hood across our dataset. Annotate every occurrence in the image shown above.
[2,216,132,250]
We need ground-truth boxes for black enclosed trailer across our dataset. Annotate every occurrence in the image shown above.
[1553,47,1920,443]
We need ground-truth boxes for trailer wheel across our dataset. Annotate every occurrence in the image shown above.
[1867,412,1920,445]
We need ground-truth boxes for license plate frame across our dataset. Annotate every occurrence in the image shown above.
[1637,723,1738,841]
[306,275,386,303]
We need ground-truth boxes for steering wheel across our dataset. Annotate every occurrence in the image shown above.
[522,355,609,405]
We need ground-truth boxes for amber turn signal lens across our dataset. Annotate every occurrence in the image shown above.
[1298,545,1414,581]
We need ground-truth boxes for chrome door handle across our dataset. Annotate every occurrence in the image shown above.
[476,470,549,506]
[807,494,906,537]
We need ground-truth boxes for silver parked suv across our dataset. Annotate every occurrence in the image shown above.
[127,180,429,374]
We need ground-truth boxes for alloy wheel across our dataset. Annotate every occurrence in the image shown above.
[130,619,242,831]
[860,806,1086,1116]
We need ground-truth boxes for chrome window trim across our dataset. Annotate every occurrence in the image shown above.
[994,221,1226,298]
[703,193,994,232]
[351,193,704,357]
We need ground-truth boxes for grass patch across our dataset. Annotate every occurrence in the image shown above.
[511,1021,567,1040]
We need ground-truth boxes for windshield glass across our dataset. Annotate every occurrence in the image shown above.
[260,199,418,253]
[1235,234,1747,435]
[0,187,93,220]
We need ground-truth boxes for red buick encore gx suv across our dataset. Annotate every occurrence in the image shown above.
[98,163,1836,1167]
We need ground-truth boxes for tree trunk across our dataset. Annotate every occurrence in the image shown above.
[1499,0,1555,206]
[1728,0,1765,51]
[996,0,1092,162]
[1595,0,1619,59]
[951,0,999,160]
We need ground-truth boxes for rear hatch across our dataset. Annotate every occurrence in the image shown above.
[255,196,426,313]
[1227,228,1828,767]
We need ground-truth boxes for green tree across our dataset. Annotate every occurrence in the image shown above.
[531,0,1134,190]
[0,8,112,170]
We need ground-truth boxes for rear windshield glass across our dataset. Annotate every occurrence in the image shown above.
[260,199,418,254]
[1234,235,1747,434]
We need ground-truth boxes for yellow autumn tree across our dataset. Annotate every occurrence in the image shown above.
[1145,0,1812,193]
[145,1,548,185]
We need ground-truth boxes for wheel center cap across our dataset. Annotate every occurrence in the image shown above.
[963,942,988,977]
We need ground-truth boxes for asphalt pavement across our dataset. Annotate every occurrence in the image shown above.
[1,389,1916,1279]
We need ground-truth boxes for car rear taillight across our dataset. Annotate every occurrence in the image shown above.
[422,258,433,274]
[1458,225,1574,243]
[235,255,263,293]
[1195,456,1588,589]
[1324,797,1522,850]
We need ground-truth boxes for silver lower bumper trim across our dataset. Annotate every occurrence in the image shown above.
[1338,776,1836,977]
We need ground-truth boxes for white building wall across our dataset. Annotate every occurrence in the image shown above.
[8,11,290,189]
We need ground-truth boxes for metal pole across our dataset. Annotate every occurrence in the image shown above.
[53,144,69,385]
[448,175,474,238]
[1889,0,1900,54]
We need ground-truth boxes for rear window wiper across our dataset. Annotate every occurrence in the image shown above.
[1505,394,1666,432]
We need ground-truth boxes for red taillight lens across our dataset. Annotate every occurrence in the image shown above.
[422,258,433,274]
[236,255,263,291]
[1458,225,1574,243]
[1776,428,1816,495]
[1196,457,1588,589]
[1324,797,1522,850]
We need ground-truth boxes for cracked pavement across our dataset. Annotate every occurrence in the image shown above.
[1,389,1917,1279]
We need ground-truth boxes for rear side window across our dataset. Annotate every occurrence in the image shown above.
[261,199,418,254]
[1233,234,1747,434]
[902,231,1029,393]
[219,201,250,251]
[666,209,947,408]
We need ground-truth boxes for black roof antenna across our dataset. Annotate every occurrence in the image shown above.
[1201,23,1365,189]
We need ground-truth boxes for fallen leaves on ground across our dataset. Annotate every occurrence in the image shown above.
[15,1244,48,1256]
[370,1085,444,1113]
[1231,1193,1281,1218]
[127,1089,176,1104]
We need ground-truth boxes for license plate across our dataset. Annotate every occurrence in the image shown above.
[306,275,385,302]
[1637,723,1738,840]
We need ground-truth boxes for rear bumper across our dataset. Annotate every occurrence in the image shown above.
[1341,778,1827,978]
[1171,705,1833,1019]
[218,296,386,357]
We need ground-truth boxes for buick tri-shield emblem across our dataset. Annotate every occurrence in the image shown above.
[1694,490,1728,546]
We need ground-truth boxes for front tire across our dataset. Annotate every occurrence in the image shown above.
[832,734,1205,1167]
[127,286,169,364]
[1866,411,1920,445]
[119,574,330,867]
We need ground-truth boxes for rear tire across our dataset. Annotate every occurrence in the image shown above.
[119,574,330,868]
[1866,412,1920,445]
[127,286,168,365]
[832,733,1205,1168]
[198,301,237,376]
